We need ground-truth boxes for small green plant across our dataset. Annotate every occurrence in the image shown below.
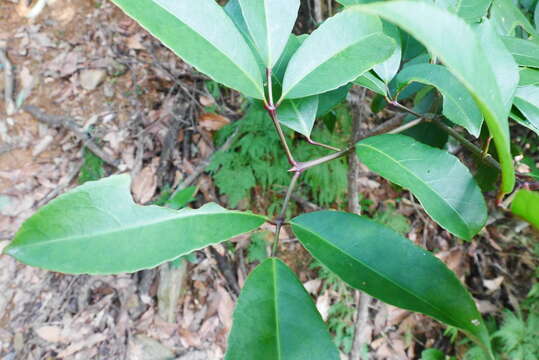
[4,0,539,359]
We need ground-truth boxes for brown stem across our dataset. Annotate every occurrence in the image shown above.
[265,68,297,166]
[306,137,341,152]
[272,171,301,256]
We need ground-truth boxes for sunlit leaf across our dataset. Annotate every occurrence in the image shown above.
[4,175,265,274]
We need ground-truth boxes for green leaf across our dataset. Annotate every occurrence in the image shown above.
[166,185,197,210]
[4,175,265,274]
[374,22,402,83]
[395,63,483,136]
[238,0,300,67]
[502,36,539,68]
[224,0,265,73]
[355,0,517,194]
[280,9,395,100]
[475,20,520,113]
[520,68,539,86]
[356,134,487,240]
[273,35,305,82]
[354,71,388,96]
[421,348,446,360]
[456,0,491,23]
[78,147,105,184]
[226,258,339,360]
[316,84,352,117]
[511,190,539,228]
[111,0,264,99]
[513,85,539,131]
[490,0,539,39]
[290,211,491,355]
[277,96,319,137]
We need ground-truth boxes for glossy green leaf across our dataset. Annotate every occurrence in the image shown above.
[511,190,539,228]
[475,21,520,113]
[373,22,402,82]
[4,175,265,274]
[273,35,305,82]
[395,63,483,136]
[354,71,388,96]
[225,258,339,360]
[520,68,539,85]
[456,0,491,23]
[111,0,264,99]
[224,0,265,73]
[238,0,299,67]
[356,134,487,239]
[355,0,516,194]
[291,211,491,355]
[513,85,539,130]
[502,36,539,68]
[277,96,319,137]
[510,108,539,135]
[490,0,539,39]
[316,84,352,117]
[280,9,395,100]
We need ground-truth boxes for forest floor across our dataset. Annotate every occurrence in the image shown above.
[0,1,537,359]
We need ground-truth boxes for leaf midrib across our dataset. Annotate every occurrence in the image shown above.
[272,260,283,360]
[291,221,468,330]
[357,143,470,237]
[12,211,261,250]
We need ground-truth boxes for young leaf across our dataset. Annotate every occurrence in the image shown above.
[290,211,492,356]
[373,22,402,83]
[395,63,483,137]
[513,85,539,130]
[511,190,539,228]
[277,96,319,137]
[225,258,339,360]
[4,175,265,274]
[238,0,300,67]
[354,0,516,194]
[356,134,487,240]
[111,0,264,99]
[502,36,539,68]
[280,9,395,100]
[353,71,388,96]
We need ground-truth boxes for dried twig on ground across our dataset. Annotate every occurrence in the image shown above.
[23,105,120,168]
[208,246,240,298]
[170,127,240,197]
[0,45,16,115]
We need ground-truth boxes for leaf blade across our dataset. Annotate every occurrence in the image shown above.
[291,211,490,353]
[4,175,265,274]
[225,258,339,360]
[280,9,395,100]
[395,63,483,137]
[239,0,300,67]
[277,96,319,137]
[511,190,539,228]
[356,134,487,240]
[111,0,264,98]
[354,0,517,194]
